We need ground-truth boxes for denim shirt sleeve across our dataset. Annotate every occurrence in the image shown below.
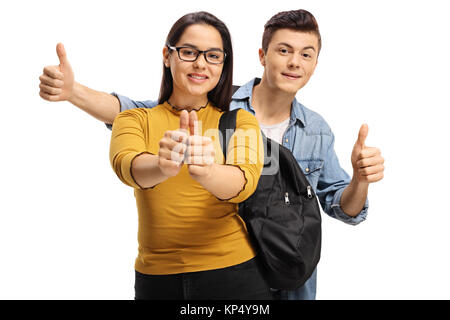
[316,132,369,226]
[104,92,158,130]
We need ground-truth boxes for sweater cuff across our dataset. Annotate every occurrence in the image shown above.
[122,151,154,190]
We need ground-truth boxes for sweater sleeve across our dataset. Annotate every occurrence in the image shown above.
[109,108,151,189]
[224,109,264,203]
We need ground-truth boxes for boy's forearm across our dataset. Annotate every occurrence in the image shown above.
[340,176,369,217]
[68,82,120,124]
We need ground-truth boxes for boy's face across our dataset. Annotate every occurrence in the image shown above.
[260,29,319,94]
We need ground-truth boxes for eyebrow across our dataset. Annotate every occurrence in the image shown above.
[277,42,316,52]
[180,43,223,51]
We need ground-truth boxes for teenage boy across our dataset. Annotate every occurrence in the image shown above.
[39,9,384,300]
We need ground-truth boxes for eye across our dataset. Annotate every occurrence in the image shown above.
[207,53,220,59]
[179,48,197,56]
[279,48,290,55]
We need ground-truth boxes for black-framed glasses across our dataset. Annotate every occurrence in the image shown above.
[167,45,226,65]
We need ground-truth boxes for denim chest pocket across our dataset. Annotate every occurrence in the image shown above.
[297,159,324,188]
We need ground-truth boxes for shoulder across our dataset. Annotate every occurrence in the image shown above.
[110,108,150,132]
[235,108,259,128]
[297,102,334,137]
[114,108,149,123]
[231,109,260,136]
[114,104,168,126]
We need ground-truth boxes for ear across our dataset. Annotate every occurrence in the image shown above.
[258,48,266,67]
[162,47,170,68]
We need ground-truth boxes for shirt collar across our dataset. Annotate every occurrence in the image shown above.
[232,77,307,127]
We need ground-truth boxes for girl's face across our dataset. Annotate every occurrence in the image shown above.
[163,24,225,104]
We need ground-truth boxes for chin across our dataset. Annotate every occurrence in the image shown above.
[276,82,302,94]
[187,86,209,97]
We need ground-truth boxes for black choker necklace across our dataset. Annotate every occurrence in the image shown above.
[167,100,209,112]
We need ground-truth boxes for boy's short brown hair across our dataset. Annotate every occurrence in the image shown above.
[262,9,321,54]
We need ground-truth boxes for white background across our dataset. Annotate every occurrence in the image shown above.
[1,0,449,299]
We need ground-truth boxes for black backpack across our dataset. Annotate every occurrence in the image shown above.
[219,107,322,290]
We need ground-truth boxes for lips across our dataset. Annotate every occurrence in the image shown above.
[282,73,301,80]
[188,73,209,80]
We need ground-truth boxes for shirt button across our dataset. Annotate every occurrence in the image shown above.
[285,139,288,143]
[305,168,310,173]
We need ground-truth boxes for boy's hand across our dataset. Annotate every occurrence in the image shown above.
[39,43,74,102]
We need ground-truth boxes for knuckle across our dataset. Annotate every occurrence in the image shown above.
[160,138,171,147]
[44,66,55,77]
[54,79,63,88]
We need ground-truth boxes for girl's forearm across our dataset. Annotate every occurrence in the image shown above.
[131,153,168,189]
[194,163,246,200]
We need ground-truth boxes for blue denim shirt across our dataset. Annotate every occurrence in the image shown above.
[105,77,369,300]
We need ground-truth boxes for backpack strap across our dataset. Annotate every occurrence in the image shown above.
[218,85,241,159]
[218,108,239,160]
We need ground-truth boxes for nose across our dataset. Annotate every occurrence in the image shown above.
[193,53,207,69]
[287,53,301,69]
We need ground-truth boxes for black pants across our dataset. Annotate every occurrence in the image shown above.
[134,257,274,300]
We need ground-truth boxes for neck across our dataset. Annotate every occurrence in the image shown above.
[168,88,209,111]
[251,76,295,125]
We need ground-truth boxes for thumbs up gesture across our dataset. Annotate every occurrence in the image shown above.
[158,110,215,179]
[351,124,385,184]
[157,110,190,177]
[185,111,215,179]
[39,43,74,102]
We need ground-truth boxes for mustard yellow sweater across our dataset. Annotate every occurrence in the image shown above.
[109,102,263,275]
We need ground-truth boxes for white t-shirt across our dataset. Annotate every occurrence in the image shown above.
[259,117,290,144]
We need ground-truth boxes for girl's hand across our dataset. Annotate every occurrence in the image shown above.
[186,111,216,179]
[158,110,189,177]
